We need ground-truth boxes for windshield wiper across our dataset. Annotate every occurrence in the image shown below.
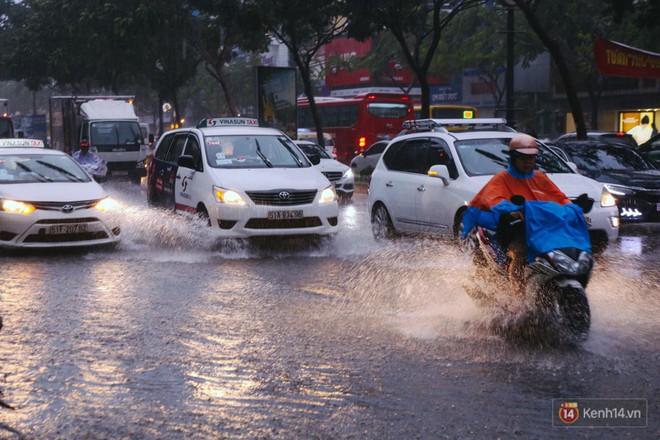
[279,139,304,167]
[474,148,508,167]
[16,162,52,182]
[254,139,273,168]
[36,160,85,182]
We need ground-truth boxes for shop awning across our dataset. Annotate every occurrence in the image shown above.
[594,36,660,79]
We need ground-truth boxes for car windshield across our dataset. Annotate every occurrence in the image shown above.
[0,153,91,183]
[296,143,331,159]
[91,121,143,145]
[205,135,310,169]
[454,138,572,176]
[565,145,653,171]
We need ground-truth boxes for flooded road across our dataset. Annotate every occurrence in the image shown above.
[0,181,658,439]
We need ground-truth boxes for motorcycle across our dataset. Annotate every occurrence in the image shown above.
[463,197,594,345]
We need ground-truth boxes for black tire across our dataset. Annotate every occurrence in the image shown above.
[556,283,591,342]
[197,206,211,227]
[371,204,396,240]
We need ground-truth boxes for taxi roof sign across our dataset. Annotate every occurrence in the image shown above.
[0,138,45,148]
[197,118,260,128]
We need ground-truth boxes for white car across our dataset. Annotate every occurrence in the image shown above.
[349,140,389,181]
[293,140,354,202]
[0,139,121,249]
[147,118,339,238]
[367,119,620,249]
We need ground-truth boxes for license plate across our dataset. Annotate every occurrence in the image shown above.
[48,224,88,234]
[268,210,303,220]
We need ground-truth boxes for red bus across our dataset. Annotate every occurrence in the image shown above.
[297,93,414,164]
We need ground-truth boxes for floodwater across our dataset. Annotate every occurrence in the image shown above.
[0,181,658,439]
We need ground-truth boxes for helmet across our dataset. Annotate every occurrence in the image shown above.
[509,134,539,155]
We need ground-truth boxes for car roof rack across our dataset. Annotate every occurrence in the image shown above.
[401,118,514,133]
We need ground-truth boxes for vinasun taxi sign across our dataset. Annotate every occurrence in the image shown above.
[594,36,660,79]
[0,139,45,148]
[197,118,260,128]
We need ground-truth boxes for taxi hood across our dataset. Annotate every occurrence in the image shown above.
[0,181,107,202]
[209,167,331,191]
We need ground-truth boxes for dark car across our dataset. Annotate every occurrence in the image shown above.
[638,133,660,168]
[556,140,660,222]
[555,131,638,149]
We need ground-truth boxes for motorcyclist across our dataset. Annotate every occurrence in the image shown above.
[462,134,573,294]
[73,139,107,178]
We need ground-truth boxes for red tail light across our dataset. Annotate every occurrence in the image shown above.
[358,137,367,148]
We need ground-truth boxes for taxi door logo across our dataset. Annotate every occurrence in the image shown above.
[181,175,188,192]
[559,402,579,424]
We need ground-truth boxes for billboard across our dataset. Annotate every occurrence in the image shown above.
[255,66,297,138]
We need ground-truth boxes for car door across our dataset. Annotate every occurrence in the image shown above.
[379,138,428,233]
[149,133,176,207]
[175,133,203,214]
[415,138,460,235]
[157,133,187,210]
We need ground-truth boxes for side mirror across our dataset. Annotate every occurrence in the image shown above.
[177,154,196,169]
[307,153,321,165]
[428,164,451,186]
[567,161,579,173]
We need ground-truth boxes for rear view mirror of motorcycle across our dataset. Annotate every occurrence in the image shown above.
[428,165,451,186]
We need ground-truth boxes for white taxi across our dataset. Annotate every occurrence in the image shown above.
[0,139,121,249]
[147,118,339,238]
[293,140,354,203]
[368,119,620,249]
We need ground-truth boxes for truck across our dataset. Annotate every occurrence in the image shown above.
[49,96,148,182]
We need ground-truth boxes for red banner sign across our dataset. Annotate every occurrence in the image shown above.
[594,36,660,79]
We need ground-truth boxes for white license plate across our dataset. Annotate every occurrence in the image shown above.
[48,224,88,234]
[268,210,303,220]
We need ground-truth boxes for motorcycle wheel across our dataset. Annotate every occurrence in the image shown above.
[556,283,591,342]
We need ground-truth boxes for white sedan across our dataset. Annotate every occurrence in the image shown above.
[0,139,121,249]
[293,140,354,202]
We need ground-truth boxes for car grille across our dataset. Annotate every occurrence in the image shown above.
[244,217,322,229]
[29,200,100,212]
[322,171,343,182]
[35,218,101,224]
[245,190,317,206]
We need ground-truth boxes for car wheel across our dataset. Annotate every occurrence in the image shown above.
[371,204,396,240]
[196,206,211,227]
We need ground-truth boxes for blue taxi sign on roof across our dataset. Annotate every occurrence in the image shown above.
[197,118,259,128]
[0,138,45,148]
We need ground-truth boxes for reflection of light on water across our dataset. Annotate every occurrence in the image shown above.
[619,236,643,255]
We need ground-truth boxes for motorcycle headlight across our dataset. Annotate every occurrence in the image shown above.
[546,250,592,276]
[1,199,35,215]
[600,186,616,207]
[213,186,247,205]
[319,185,336,204]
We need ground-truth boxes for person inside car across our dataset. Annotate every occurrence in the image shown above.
[461,134,576,293]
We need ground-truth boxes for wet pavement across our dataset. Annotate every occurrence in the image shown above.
[0,181,658,439]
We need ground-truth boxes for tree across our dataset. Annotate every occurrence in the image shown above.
[255,0,348,148]
[346,0,480,118]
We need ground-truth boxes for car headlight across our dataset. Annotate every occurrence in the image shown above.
[95,197,120,212]
[213,185,247,205]
[604,183,636,196]
[319,185,336,204]
[1,199,35,215]
[343,168,354,180]
[600,186,616,207]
